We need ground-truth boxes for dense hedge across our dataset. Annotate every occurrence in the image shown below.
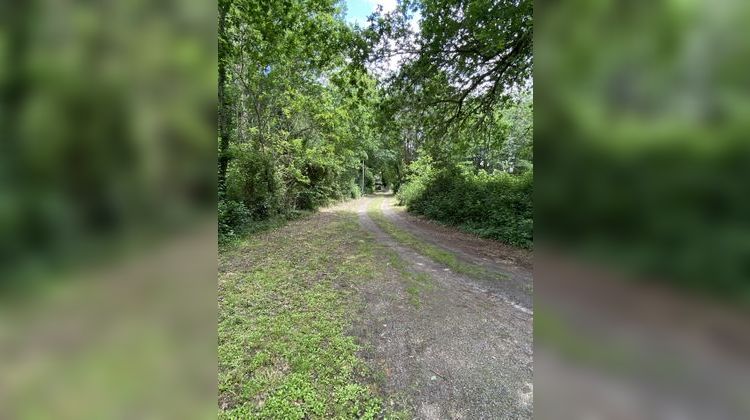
[218,143,367,239]
[398,165,533,248]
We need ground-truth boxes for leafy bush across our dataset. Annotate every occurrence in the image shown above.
[218,199,251,238]
[398,159,533,248]
[396,155,436,205]
[348,179,362,199]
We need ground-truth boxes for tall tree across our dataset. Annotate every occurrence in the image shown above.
[368,0,532,132]
[217,0,233,193]
[218,0,384,235]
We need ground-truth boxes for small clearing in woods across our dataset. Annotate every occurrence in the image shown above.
[218,194,533,419]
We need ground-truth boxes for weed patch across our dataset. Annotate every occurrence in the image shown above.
[219,212,395,418]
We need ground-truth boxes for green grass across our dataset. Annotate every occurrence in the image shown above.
[219,211,401,419]
[379,247,433,307]
[367,196,504,282]
[402,274,433,308]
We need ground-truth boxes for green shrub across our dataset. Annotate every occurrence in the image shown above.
[226,143,365,225]
[398,160,533,248]
[396,155,436,205]
[218,199,251,238]
[348,179,362,199]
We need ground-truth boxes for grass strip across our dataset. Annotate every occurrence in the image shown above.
[382,249,434,308]
[367,196,504,282]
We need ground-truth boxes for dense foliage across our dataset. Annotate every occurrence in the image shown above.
[398,158,533,248]
[369,0,533,246]
[218,0,380,237]
[219,0,534,249]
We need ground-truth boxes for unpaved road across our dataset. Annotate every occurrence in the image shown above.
[349,194,533,419]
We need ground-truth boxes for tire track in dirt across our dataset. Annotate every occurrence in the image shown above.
[352,196,533,419]
[379,195,533,311]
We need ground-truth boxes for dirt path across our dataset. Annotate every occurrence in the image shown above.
[351,195,533,419]
[379,195,533,311]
